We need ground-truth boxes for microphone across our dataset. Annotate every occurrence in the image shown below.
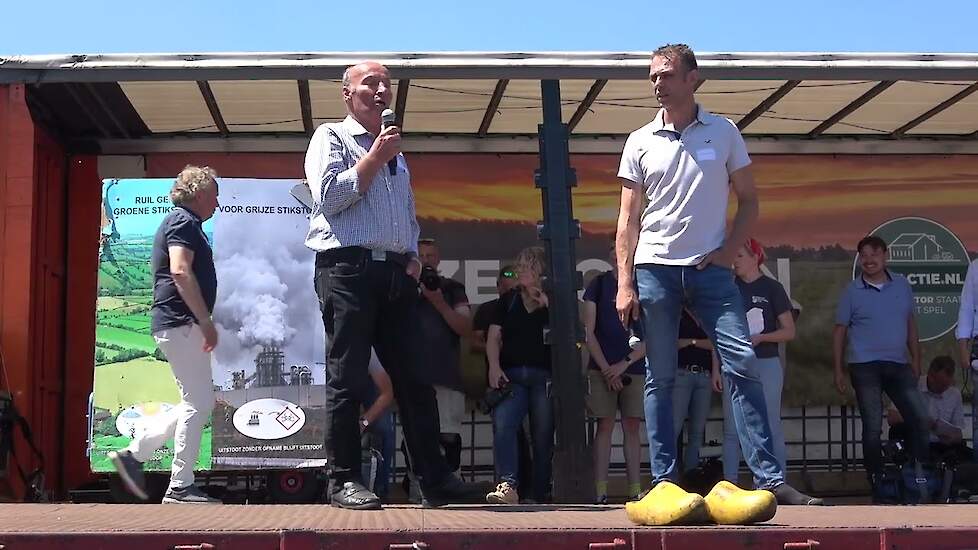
[381,108,397,176]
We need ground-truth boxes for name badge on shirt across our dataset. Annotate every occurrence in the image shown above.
[696,148,717,161]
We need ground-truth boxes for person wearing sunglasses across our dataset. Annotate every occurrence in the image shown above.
[472,264,533,496]
[485,247,555,504]
[472,266,520,357]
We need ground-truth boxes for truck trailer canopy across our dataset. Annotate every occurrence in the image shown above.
[2,51,978,154]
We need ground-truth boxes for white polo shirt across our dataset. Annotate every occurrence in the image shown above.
[618,106,751,266]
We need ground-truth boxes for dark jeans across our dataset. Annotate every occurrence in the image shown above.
[850,361,929,476]
[314,248,449,490]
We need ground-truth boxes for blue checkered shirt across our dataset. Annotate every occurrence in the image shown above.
[304,115,419,255]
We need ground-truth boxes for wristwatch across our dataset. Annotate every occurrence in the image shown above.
[359,417,370,431]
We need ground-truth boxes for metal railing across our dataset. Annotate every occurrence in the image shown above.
[388,404,976,483]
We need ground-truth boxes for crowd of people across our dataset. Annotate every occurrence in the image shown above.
[106,43,976,521]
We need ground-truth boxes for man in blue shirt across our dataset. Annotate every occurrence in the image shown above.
[833,235,928,501]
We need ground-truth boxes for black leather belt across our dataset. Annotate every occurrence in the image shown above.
[316,246,411,268]
[680,364,708,374]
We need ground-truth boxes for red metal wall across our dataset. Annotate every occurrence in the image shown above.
[61,155,101,494]
[0,84,70,500]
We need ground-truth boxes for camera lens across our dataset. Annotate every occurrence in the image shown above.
[420,266,440,290]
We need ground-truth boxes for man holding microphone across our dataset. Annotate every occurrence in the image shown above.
[305,61,471,510]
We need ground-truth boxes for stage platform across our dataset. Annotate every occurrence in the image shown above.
[0,503,976,549]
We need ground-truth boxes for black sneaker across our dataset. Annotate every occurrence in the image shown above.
[108,450,148,501]
[421,473,480,508]
[162,485,222,504]
[330,481,381,510]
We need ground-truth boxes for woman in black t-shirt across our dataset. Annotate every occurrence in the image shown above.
[484,246,554,504]
[722,238,795,485]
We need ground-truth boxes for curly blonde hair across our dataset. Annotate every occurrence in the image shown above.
[170,165,217,206]
[515,246,546,278]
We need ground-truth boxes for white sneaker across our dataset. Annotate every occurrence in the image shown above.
[486,481,519,504]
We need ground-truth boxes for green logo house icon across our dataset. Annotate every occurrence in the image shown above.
[852,217,971,342]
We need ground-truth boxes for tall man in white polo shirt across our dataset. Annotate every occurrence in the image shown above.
[956,258,978,460]
[615,44,820,518]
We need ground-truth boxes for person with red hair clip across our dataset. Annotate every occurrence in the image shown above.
[721,238,795,486]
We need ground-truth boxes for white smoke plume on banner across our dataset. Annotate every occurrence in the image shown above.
[216,254,295,346]
[211,180,324,387]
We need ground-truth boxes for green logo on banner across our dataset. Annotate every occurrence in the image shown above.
[852,217,970,342]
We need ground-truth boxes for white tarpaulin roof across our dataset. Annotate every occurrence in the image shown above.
[3,52,977,153]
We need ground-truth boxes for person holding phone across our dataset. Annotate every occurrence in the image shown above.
[485,246,554,504]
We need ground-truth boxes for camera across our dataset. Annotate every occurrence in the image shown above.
[476,384,513,415]
[419,265,441,291]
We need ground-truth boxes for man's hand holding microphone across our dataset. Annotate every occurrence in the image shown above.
[355,108,401,194]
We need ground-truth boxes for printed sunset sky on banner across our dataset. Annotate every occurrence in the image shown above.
[409,154,978,250]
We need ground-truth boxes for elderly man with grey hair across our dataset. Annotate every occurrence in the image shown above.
[305,61,473,509]
[109,165,222,504]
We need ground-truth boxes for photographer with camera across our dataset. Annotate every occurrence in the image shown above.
[485,246,554,504]
[414,239,471,478]
[583,247,647,504]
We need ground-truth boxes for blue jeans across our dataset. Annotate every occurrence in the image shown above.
[637,264,783,489]
[672,368,714,473]
[491,365,554,501]
[722,356,786,484]
[849,361,929,476]
[362,385,396,498]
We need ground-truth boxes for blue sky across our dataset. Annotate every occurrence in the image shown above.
[1,0,975,55]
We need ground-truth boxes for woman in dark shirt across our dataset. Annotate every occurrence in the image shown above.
[722,238,795,484]
[485,246,553,504]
